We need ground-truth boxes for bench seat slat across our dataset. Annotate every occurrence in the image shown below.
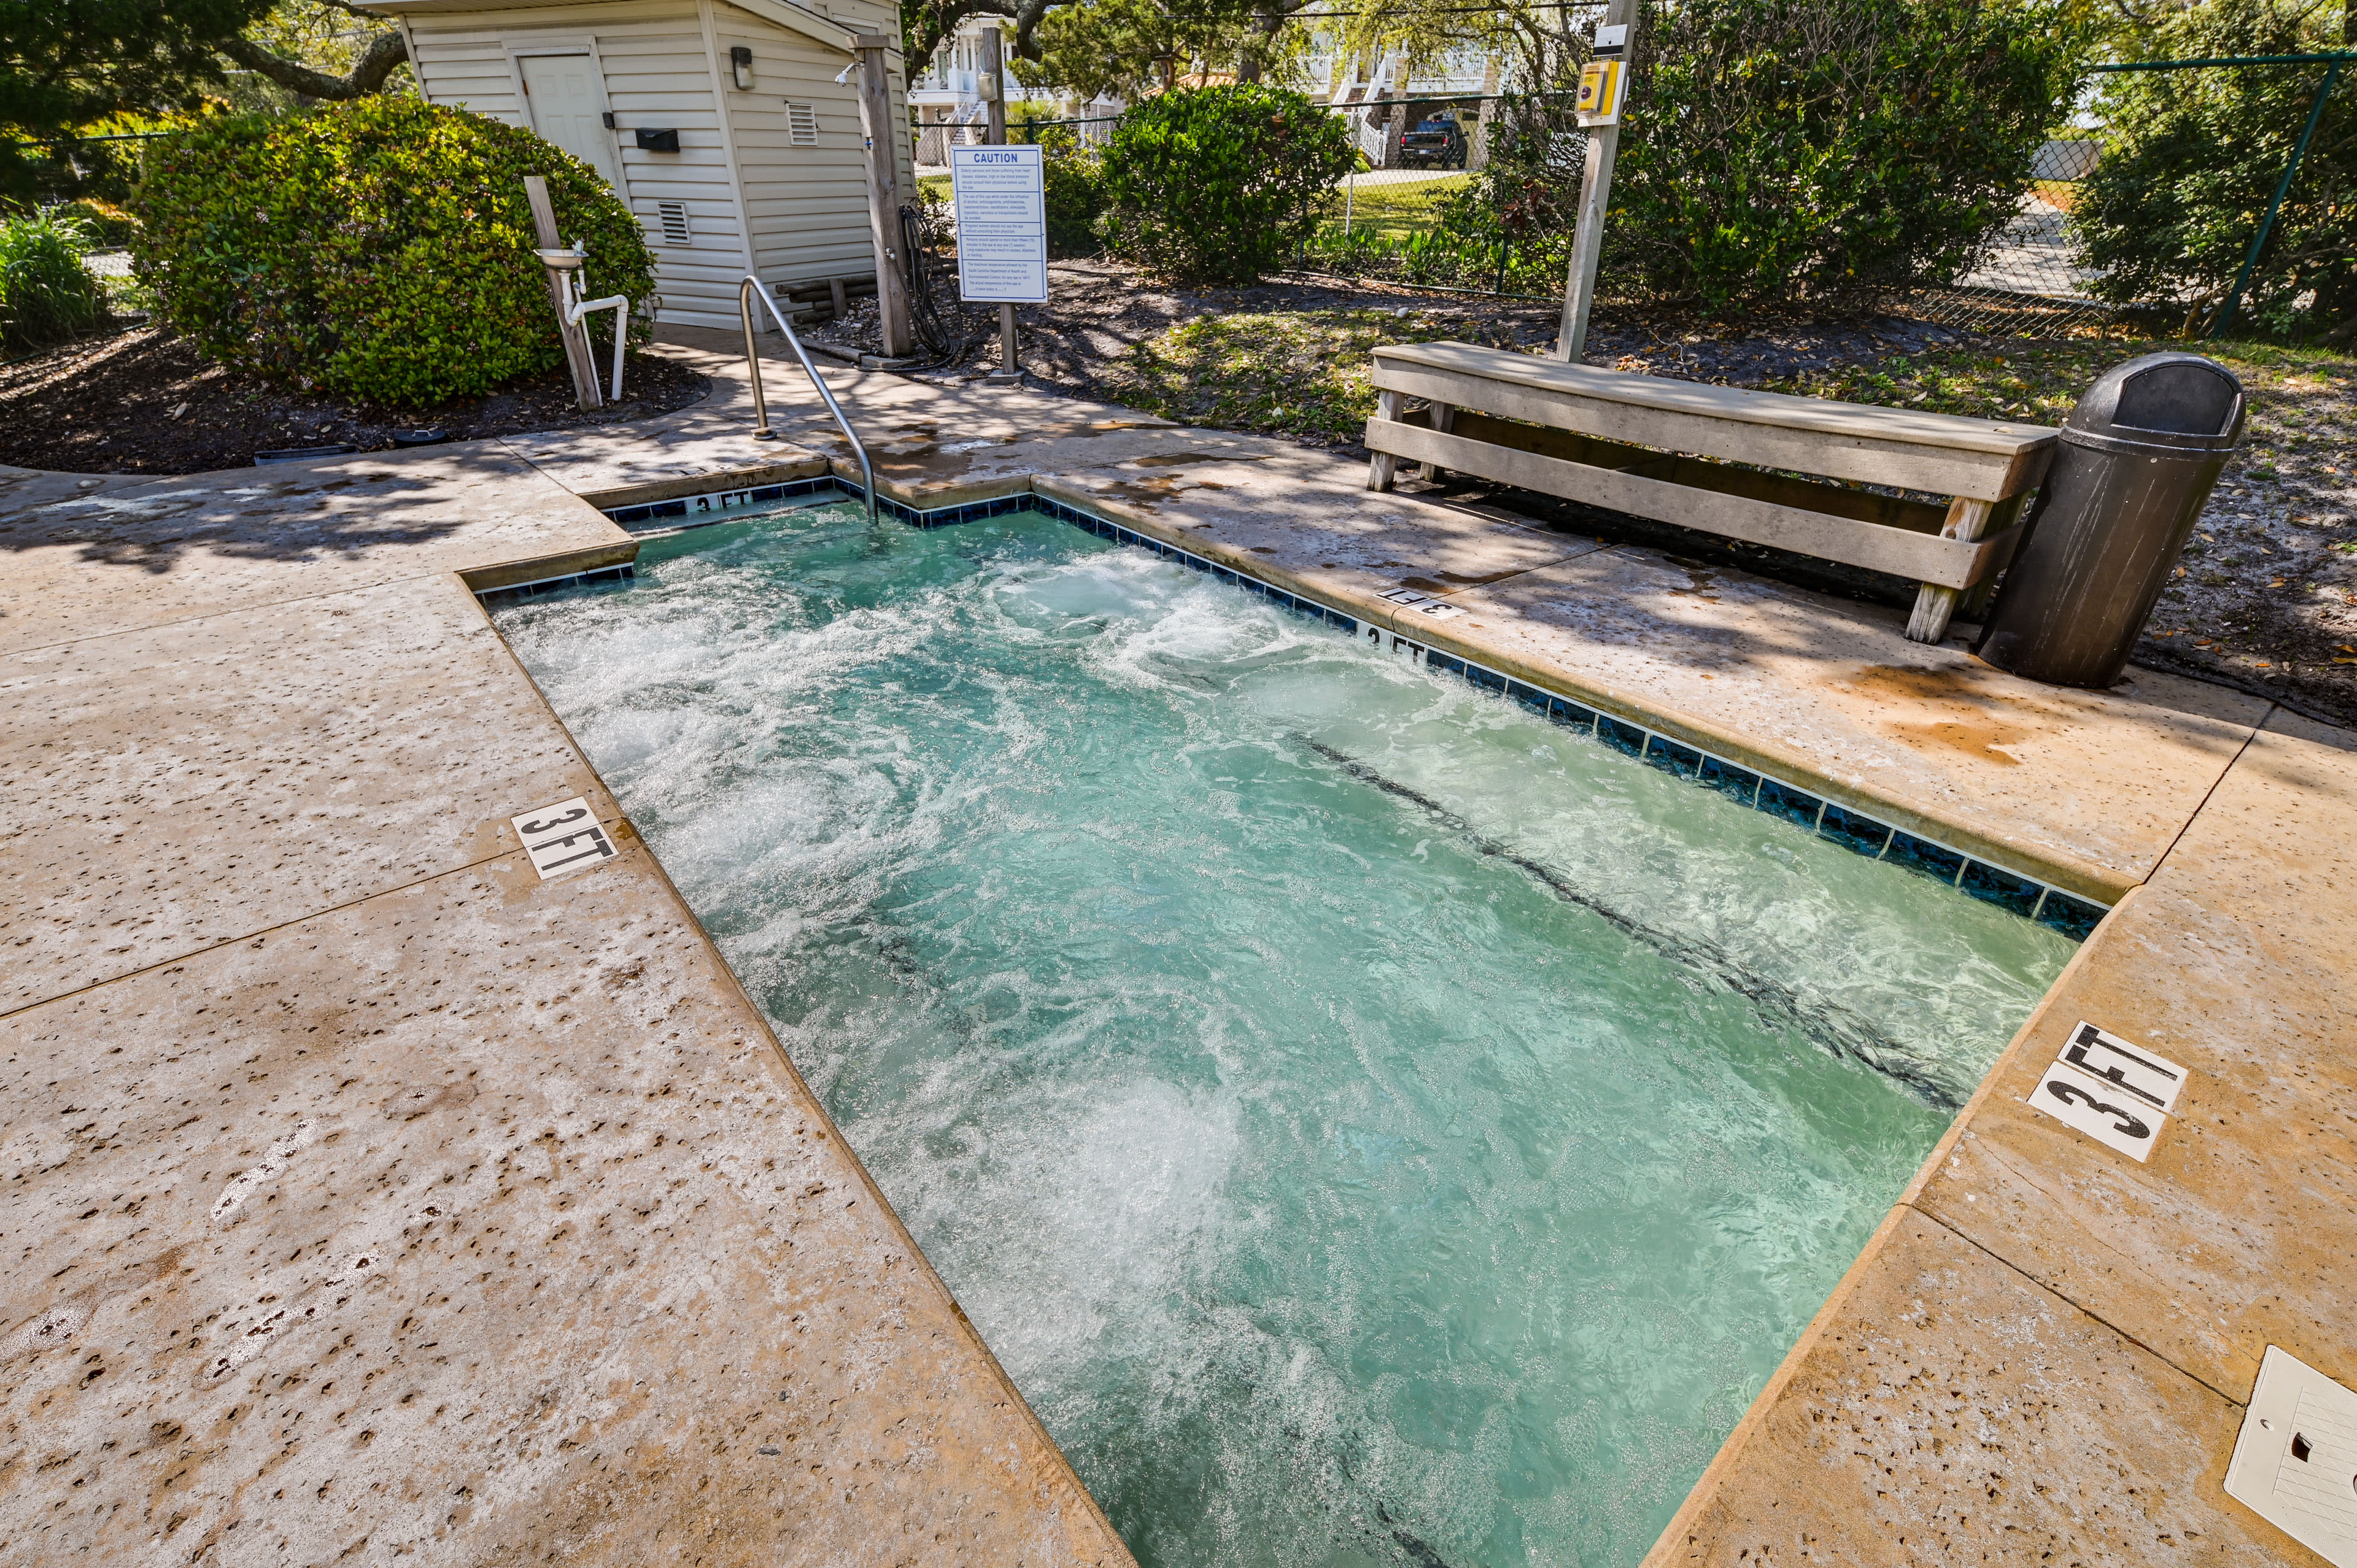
[1372,342,2056,503]
[1365,415,2018,591]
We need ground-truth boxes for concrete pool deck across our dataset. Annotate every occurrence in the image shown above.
[1,327,2347,1565]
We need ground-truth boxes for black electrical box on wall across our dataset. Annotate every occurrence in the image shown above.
[635,128,681,152]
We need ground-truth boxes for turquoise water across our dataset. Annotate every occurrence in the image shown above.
[492,503,2073,1568]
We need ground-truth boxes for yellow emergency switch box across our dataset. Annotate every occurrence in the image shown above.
[1574,58,1625,126]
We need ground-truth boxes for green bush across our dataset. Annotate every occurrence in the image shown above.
[1604,0,2081,311]
[0,207,107,353]
[2072,0,2353,340]
[46,198,139,249]
[133,98,657,404]
[1041,149,1106,257]
[1299,216,1569,296]
[1099,84,1357,284]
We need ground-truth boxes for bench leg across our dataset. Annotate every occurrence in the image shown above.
[1906,497,1995,644]
[1368,388,1405,491]
[1420,401,1455,481]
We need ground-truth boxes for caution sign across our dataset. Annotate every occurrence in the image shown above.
[951,145,1048,304]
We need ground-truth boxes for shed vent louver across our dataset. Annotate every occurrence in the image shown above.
[656,201,691,245]
[787,102,819,145]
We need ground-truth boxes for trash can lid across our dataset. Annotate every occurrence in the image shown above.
[2061,351,2245,456]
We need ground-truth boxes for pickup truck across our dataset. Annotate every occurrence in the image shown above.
[1397,115,1468,170]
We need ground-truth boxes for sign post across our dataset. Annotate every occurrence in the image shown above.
[1554,4,1638,364]
[950,143,1047,382]
[977,24,1021,382]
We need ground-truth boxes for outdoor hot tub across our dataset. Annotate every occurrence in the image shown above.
[487,494,2083,1568]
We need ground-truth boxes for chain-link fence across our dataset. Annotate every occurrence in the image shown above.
[1915,53,2351,339]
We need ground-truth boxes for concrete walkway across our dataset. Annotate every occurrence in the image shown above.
[3,328,2350,1566]
[0,376,1123,1564]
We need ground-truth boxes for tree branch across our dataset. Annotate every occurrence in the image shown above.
[218,28,409,100]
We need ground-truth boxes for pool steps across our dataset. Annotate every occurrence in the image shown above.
[586,479,2107,943]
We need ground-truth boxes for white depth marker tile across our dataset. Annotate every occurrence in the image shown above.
[2057,1019,2189,1115]
[2029,1058,2169,1162]
[2026,1021,2191,1164]
[511,796,617,881]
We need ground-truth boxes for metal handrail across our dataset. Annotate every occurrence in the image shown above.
[738,275,878,523]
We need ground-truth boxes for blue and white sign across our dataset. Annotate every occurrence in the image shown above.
[950,145,1048,304]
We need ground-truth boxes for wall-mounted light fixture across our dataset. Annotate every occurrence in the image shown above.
[729,45,754,90]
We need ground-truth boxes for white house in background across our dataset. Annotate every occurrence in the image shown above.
[374,0,916,330]
[1303,37,1503,168]
[910,18,1120,164]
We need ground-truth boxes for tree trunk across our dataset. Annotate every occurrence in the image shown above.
[218,29,410,100]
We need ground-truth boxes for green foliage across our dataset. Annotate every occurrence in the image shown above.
[0,207,107,353]
[1301,221,1568,295]
[46,198,137,248]
[1,0,277,204]
[1040,149,1108,257]
[1295,167,1571,293]
[1606,0,2084,311]
[1435,95,1589,264]
[1009,0,1303,105]
[132,98,657,406]
[1099,83,1357,284]
[2072,0,2353,340]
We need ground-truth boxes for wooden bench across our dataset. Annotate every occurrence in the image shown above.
[1363,341,2059,642]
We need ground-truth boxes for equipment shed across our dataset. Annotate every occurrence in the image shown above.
[376,0,915,332]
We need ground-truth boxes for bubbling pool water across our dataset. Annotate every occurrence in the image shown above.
[493,503,2073,1568]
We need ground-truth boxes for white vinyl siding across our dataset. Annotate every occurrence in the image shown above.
[400,0,913,330]
[718,25,880,288]
[406,29,522,121]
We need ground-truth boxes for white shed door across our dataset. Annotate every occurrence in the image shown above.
[521,54,624,192]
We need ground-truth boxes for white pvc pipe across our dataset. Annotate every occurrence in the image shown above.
[569,293,630,401]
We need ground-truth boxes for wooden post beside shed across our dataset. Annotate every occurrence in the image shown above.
[522,173,604,412]
[853,31,915,358]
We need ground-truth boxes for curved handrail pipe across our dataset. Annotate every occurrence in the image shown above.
[738,276,878,525]
[569,292,630,403]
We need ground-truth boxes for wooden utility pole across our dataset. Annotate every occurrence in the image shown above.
[853,34,915,358]
[1554,0,1639,364]
[523,174,602,411]
[980,23,1020,382]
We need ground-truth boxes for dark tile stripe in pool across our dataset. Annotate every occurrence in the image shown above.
[1385,625,2108,941]
[476,563,637,606]
[605,475,837,527]
[594,483,2108,943]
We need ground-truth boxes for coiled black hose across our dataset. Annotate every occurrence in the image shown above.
[899,203,975,363]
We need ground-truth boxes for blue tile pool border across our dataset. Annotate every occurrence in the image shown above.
[603,475,840,528]
[585,481,2111,943]
[476,563,637,606]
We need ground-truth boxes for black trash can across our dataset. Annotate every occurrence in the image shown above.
[1976,352,2245,688]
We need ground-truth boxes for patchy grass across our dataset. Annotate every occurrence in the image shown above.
[1099,307,1485,441]
[1326,172,1477,244]
[1762,334,2346,428]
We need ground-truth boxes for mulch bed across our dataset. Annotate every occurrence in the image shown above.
[808,258,1976,396]
[0,325,710,476]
